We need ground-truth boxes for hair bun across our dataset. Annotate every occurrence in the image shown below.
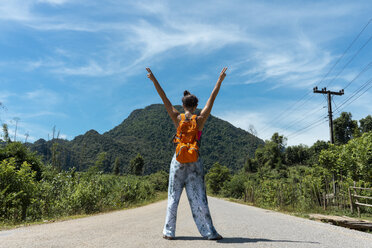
[184,90,191,96]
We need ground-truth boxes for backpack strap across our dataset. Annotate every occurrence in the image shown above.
[180,113,186,122]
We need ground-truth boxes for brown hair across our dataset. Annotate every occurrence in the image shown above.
[182,90,198,109]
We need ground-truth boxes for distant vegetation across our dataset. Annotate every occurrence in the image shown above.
[206,113,372,216]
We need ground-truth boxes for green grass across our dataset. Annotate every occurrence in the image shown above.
[0,191,168,231]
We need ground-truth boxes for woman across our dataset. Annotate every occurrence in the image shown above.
[146,67,227,240]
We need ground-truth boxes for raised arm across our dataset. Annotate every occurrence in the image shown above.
[198,67,227,130]
[146,68,180,127]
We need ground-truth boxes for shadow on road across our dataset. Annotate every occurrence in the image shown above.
[175,236,205,241]
[216,237,320,244]
[174,236,319,245]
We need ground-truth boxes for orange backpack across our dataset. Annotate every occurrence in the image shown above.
[173,114,200,164]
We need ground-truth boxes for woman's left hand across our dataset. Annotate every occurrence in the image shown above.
[146,68,156,82]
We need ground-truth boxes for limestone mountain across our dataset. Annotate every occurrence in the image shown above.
[29,104,264,174]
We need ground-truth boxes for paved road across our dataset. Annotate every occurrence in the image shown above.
[1,193,372,248]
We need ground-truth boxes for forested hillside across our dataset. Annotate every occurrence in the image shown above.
[28,104,264,174]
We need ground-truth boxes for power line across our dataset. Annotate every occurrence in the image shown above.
[325,35,372,88]
[340,82,372,110]
[257,91,313,135]
[289,119,328,141]
[286,20,372,141]
[343,61,372,90]
[257,19,372,140]
[334,77,372,114]
[287,115,328,139]
[281,101,327,133]
[332,96,338,110]
[319,18,372,87]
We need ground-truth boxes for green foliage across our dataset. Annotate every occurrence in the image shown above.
[129,153,144,176]
[359,115,372,133]
[1,163,166,224]
[243,157,257,173]
[206,162,231,195]
[0,141,42,180]
[221,131,372,215]
[307,140,329,164]
[318,132,372,181]
[51,142,60,168]
[146,170,169,192]
[285,144,310,166]
[254,133,286,177]
[2,124,11,143]
[0,159,37,221]
[112,157,121,175]
[334,112,358,144]
[0,140,170,225]
[221,173,246,198]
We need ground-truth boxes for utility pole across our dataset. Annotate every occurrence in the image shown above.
[314,86,344,200]
[313,87,344,144]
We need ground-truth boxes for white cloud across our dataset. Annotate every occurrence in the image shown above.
[216,109,331,146]
[0,1,33,21]
[37,0,70,5]
[25,89,61,106]
[1,108,69,142]
[0,91,16,104]
[126,20,246,67]
[53,61,108,76]
[216,94,333,146]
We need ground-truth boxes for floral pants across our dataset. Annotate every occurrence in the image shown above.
[163,154,220,239]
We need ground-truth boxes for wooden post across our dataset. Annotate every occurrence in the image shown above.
[353,182,360,217]
[323,192,326,210]
[348,187,353,213]
[252,186,255,204]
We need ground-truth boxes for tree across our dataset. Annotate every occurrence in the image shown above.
[222,172,246,198]
[255,133,286,170]
[359,115,372,134]
[310,140,329,154]
[205,162,230,194]
[2,124,11,143]
[243,157,257,173]
[0,141,42,180]
[88,152,108,174]
[129,153,144,176]
[285,144,310,166]
[113,157,121,175]
[333,112,358,144]
[95,152,108,170]
[308,140,329,164]
[0,158,37,221]
[51,142,60,168]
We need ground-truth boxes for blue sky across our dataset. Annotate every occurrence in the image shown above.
[0,0,371,146]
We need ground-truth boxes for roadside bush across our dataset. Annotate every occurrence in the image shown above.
[205,162,231,195]
[147,170,169,192]
[221,173,246,199]
[0,158,37,222]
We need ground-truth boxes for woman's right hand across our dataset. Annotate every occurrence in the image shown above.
[218,67,227,83]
